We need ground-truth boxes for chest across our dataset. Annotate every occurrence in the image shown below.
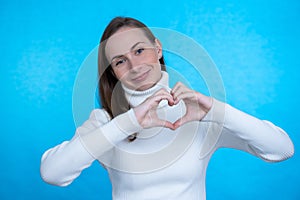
[100,102,211,198]
[106,123,210,194]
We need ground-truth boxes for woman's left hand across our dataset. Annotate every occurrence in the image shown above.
[171,82,213,129]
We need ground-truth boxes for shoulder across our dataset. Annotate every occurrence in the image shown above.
[75,108,111,136]
[88,108,111,124]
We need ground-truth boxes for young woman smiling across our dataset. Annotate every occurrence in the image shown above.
[40,17,294,200]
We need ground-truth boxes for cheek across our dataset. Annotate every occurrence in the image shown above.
[112,68,121,79]
[112,69,124,81]
[149,52,160,64]
[112,68,131,83]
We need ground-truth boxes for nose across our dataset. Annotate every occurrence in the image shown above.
[127,55,142,71]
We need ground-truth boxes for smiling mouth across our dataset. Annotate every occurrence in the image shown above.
[132,70,150,82]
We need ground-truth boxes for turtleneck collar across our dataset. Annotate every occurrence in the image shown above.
[122,71,170,107]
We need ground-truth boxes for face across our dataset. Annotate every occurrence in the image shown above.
[105,27,163,91]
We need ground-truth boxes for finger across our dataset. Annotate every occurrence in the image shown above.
[173,91,195,105]
[174,91,197,104]
[170,82,184,96]
[150,93,174,106]
[156,119,175,130]
[139,94,171,113]
[152,89,175,105]
[171,84,191,103]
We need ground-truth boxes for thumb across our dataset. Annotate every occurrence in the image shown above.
[173,115,189,130]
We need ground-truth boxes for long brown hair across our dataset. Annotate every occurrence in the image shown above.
[98,17,166,119]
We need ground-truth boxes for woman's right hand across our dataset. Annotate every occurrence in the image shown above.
[133,89,175,130]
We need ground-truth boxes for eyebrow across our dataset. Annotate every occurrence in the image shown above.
[110,42,146,63]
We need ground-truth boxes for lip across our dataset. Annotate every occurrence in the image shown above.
[132,70,150,82]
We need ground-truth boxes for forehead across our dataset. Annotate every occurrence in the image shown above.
[105,27,152,61]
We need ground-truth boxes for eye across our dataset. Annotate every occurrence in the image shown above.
[135,48,144,55]
[116,60,124,66]
[114,58,126,67]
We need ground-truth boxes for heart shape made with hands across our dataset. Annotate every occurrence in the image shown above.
[134,83,212,130]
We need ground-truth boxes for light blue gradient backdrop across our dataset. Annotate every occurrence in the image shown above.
[1,0,299,199]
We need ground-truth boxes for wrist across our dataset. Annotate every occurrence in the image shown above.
[197,92,213,113]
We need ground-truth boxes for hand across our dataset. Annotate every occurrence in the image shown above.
[171,82,213,129]
[133,88,176,130]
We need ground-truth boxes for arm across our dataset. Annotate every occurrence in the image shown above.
[40,88,177,186]
[40,108,142,186]
[171,82,294,161]
[209,99,294,162]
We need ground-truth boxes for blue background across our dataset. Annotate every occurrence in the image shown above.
[1,0,299,199]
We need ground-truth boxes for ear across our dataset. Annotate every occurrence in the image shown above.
[154,38,163,59]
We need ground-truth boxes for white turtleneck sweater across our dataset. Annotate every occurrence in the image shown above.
[40,71,294,200]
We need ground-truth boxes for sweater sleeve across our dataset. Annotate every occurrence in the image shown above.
[40,108,142,186]
[202,99,294,162]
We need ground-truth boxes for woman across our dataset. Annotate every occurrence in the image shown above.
[40,17,294,199]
